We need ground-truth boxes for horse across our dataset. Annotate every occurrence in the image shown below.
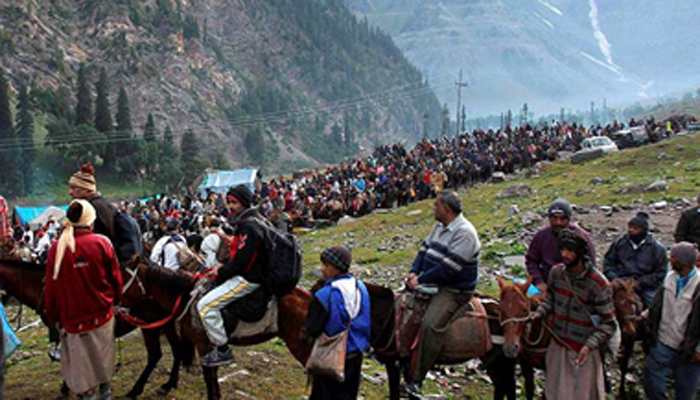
[497,277,546,400]
[0,258,193,399]
[610,278,645,399]
[359,281,520,400]
[126,257,313,400]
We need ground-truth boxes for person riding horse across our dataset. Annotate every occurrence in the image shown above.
[603,212,668,306]
[403,190,481,397]
[196,185,270,367]
[68,162,143,264]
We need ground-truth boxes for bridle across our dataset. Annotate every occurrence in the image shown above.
[121,257,147,297]
[499,284,546,348]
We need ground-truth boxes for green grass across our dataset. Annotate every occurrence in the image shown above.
[5,133,700,399]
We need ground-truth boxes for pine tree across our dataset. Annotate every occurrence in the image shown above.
[94,68,112,133]
[440,103,450,137]
[0,71,24,196]
[180,128,201,183]
[75,63,92,126]
[158,125,182,187]
[244,124,265,165]
[94,68,114,165]
[143,113,157,142]
[16,82,34,194]
[115,87,132,139]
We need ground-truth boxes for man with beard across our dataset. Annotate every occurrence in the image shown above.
[526,198,596,294]
[532,228,616,400]
[644,242,700,400]
[196,185,269,367]
[604,212,668,306]
[404,191,480,397]
[532,229,616,400]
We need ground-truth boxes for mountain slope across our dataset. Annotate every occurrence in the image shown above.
[0,0,442,172]
[345,0,700,116]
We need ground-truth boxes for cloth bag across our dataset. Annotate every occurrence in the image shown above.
[1,302,21,358]
[305,328,350,382]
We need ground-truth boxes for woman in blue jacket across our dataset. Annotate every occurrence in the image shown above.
[304,246,371,400]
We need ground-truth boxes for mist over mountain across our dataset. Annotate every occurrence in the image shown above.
[345,0,700,117]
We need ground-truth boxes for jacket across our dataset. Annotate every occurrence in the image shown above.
[305,274,371,354]
[526,223,596,286]
[43,229,123,333]
[603,233,667,295]
[674,207,700,246]
[215,208,267,285]
[411,214,480,291]
[646,271,700,362]
[87,194,117,239]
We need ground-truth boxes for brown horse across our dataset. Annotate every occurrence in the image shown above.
[360,281,521,400]
[497,277,546,400]
[126,257,313,400]
[611,278,645,399]
[0,258,192,399]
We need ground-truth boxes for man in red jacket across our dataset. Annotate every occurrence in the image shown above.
[44,199,123,400]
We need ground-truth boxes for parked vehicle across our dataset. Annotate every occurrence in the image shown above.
[571,136,619,164]
[611,126,648,149]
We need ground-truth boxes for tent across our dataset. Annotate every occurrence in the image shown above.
[14,205,68,228]
[29,206,67,229]
[197,168,258,196]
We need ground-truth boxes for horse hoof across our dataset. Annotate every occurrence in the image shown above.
[157,384,175,396]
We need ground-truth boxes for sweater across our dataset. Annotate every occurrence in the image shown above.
[526,223,596,286]
[411,214,480,291]
[536,262,616,352]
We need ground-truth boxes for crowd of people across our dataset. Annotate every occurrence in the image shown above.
[0,116,698,399]
[6,117,689,267]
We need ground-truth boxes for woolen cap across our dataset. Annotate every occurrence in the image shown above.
[548,198,572,218]
[227,185,253,208]
[628,211,650,231]
[320,246,352,272]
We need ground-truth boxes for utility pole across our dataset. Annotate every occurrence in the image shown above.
[455,69,468,136]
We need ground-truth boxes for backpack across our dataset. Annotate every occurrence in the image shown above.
[161,234,204,272]
[113,211,144,262]
[255,218,302,297]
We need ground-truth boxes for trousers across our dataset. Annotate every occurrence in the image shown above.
[411,289,471,383]
[644,342,700,400]
[197,276,260,346]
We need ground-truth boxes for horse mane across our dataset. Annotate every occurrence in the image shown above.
[0,258,45,274]
[142,263,197,296]
[364,281,395,301]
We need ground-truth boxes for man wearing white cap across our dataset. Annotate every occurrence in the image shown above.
[43,200,123,400]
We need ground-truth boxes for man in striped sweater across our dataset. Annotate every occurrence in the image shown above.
[404,191,480,397]
[533,228,616,400]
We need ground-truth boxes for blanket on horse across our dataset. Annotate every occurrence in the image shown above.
[395,290,492,361]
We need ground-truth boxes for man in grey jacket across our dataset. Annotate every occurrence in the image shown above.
[604,212,668,305]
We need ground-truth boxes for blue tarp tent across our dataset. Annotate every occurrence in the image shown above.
[197,169,258,197]
[14,205,68,227]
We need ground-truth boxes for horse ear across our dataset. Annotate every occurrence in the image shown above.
[625,279,639,291]
[497,276,506,290]
[610,279,621,291]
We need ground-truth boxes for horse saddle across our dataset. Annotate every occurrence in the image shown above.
[188,284,277,340]
[395,291,492,361]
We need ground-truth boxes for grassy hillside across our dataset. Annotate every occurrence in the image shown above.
[5,133,699,399]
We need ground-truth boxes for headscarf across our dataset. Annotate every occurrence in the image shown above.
[53,199,96,280]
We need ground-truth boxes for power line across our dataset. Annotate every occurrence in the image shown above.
[0,77,455,153]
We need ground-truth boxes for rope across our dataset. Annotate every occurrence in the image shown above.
[117,296,183,330]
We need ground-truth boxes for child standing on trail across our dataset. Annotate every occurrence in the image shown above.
[304,246,371,400]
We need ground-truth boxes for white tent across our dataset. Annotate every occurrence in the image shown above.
[197,168,258,197]
[29,206,66,229]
